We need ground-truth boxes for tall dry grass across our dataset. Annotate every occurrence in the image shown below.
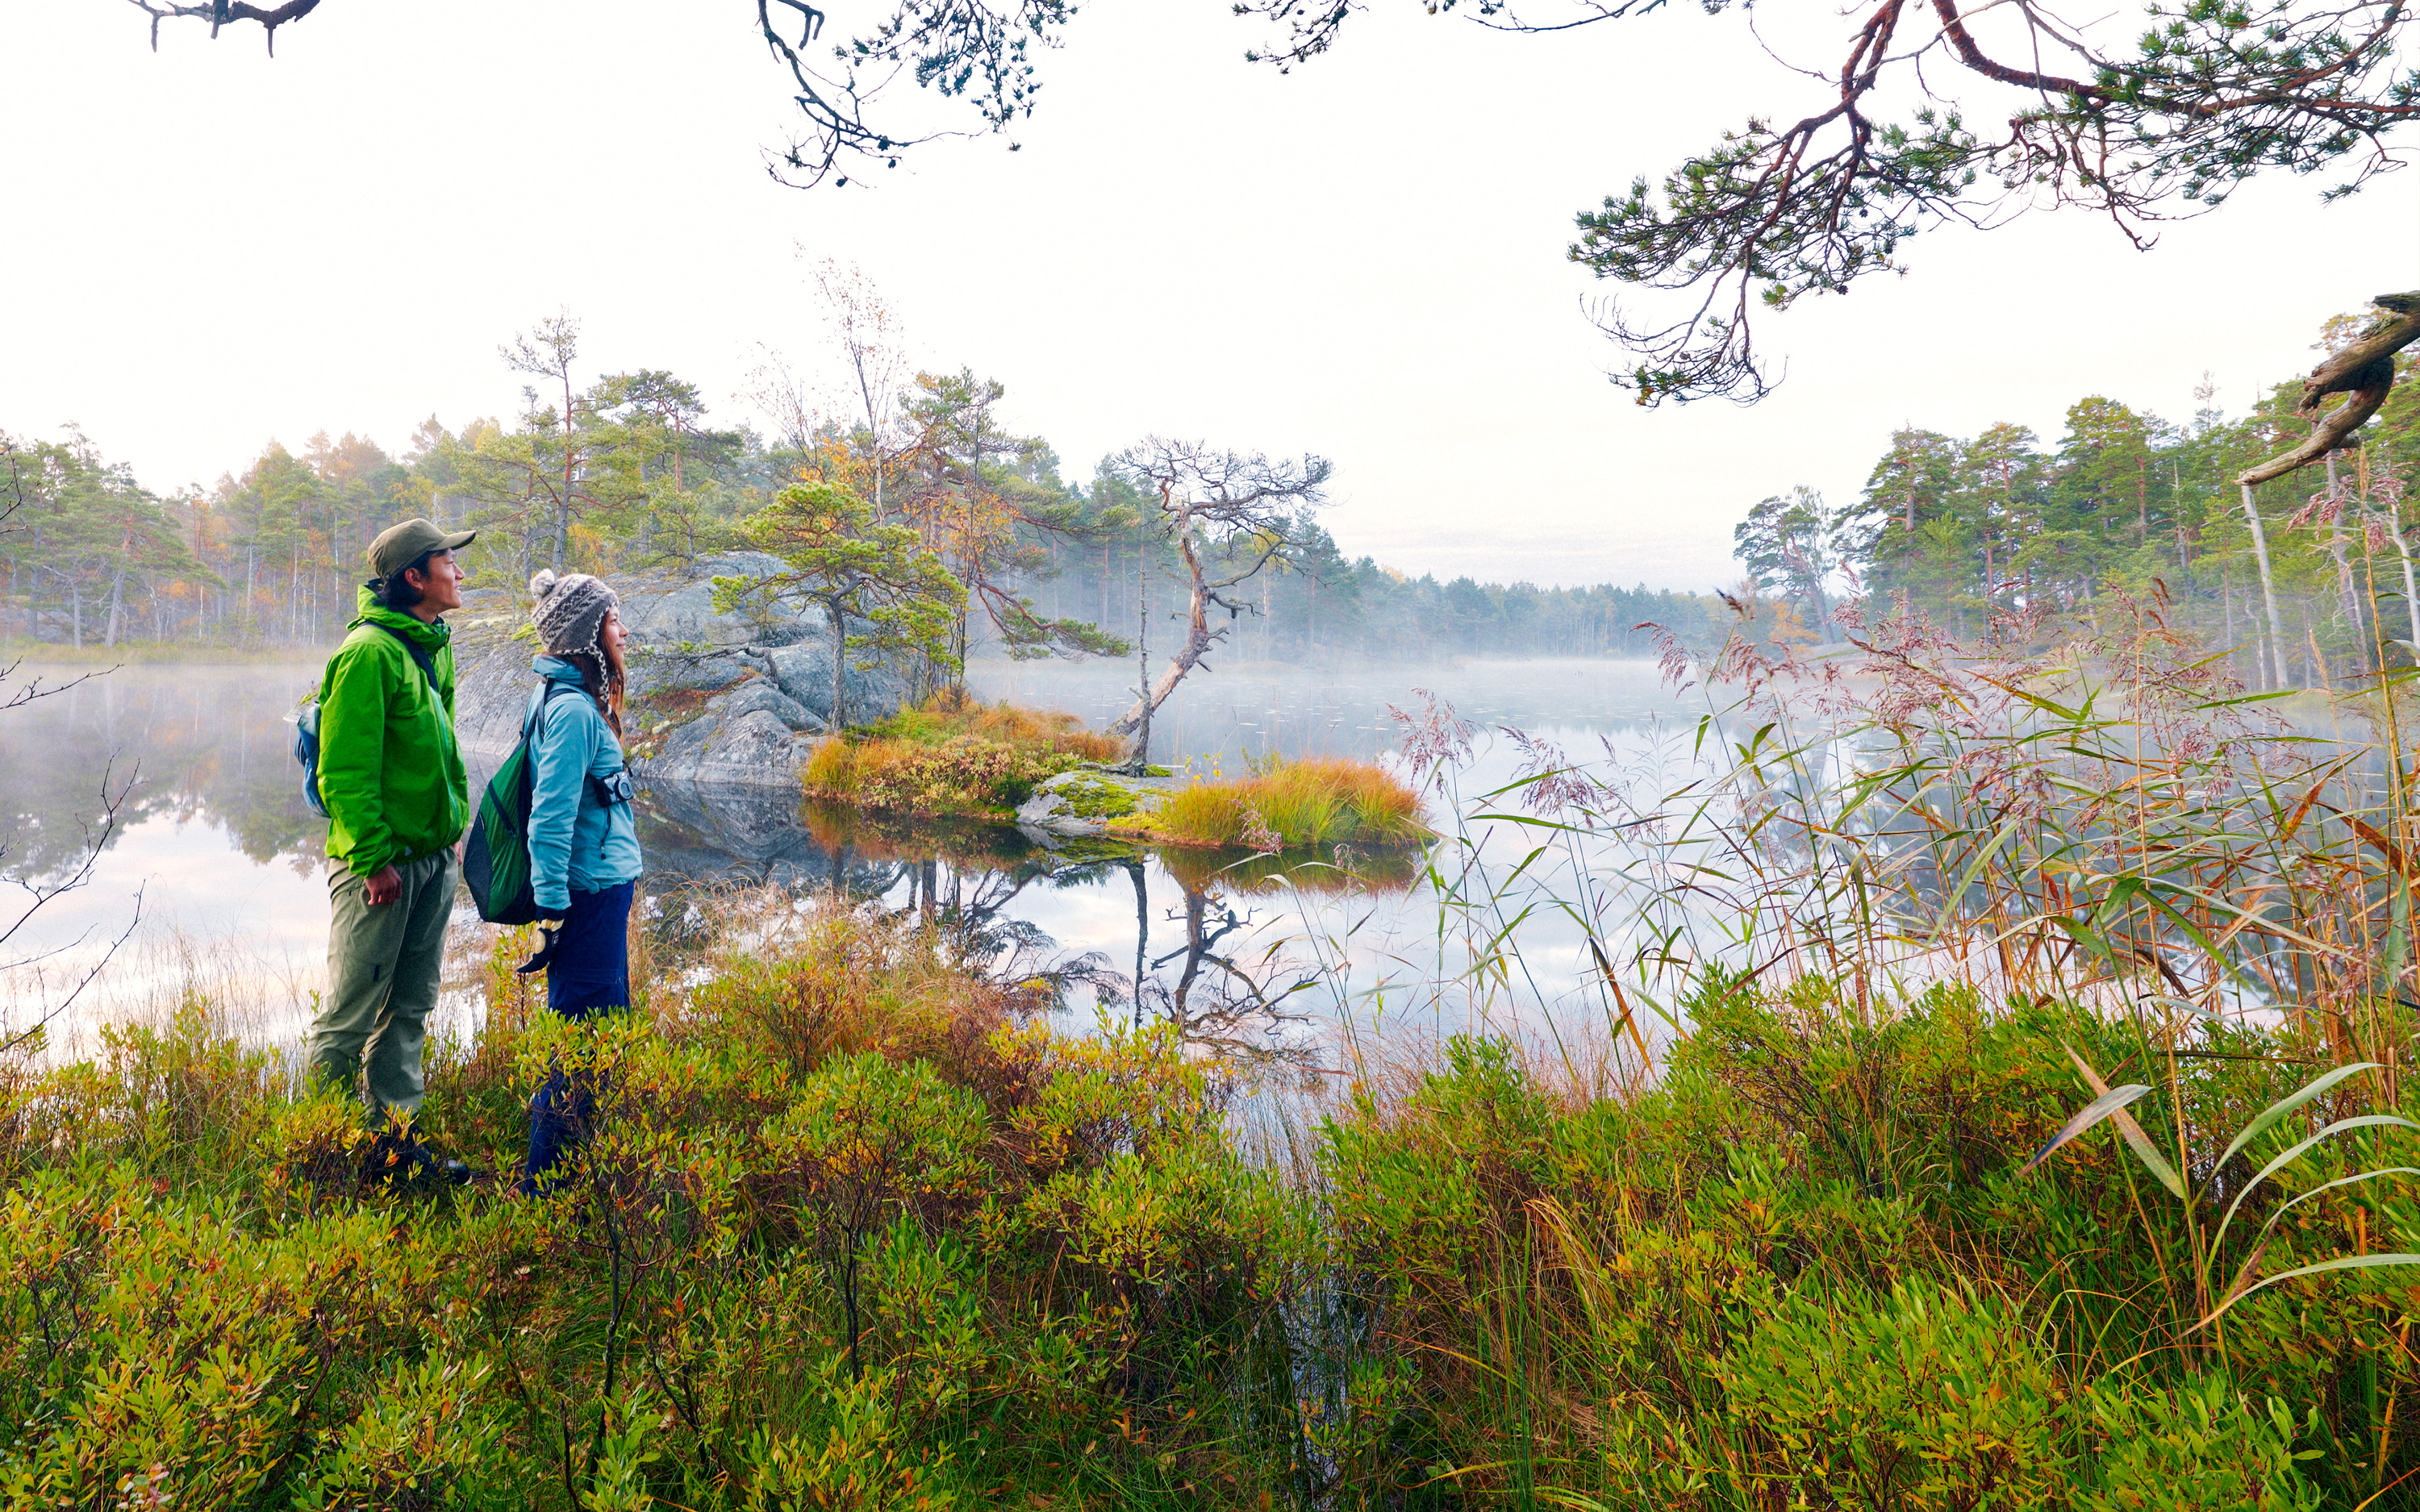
[1277,569,2420,1505]
[1395,583,2418,1063]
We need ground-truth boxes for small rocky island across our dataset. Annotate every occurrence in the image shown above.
[445,552,1425,856]
[1012,768,1181,838]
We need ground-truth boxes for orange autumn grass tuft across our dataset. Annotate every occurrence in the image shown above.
[880,693,1128,763]
[1145,757,1429,850]
[803,695,1125,818]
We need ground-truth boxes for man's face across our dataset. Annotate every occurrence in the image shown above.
[408,550,466,616]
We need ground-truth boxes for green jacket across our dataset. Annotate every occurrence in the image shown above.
[317,588,469,877]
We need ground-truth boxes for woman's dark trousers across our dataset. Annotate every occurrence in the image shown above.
[519,881,634,1194]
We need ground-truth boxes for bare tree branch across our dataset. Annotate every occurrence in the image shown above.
[1250,0,2420,402]
[119,0,2420,401]
[0,761,145,1060]
[125,0,323,56]
[1105,439,1329,741]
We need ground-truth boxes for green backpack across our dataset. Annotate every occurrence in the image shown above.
[462,681,586,926]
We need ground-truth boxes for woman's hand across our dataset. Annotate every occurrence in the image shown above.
[518,918,567,976]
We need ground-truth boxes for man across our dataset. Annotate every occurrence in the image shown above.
[308,518,476,1180]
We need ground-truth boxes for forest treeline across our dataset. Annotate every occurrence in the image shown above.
[1738,315,2420,689]
[0,338,1722,664]
[14,310,2413,681]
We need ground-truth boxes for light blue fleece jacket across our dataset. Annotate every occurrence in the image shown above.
[525,656,644,913]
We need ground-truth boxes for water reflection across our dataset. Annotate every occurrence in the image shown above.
[1,656,1688,1064]
[687,800,1425,1067]
[969,655,1684,771]
[0,660,333,1048]
[0,660,326,882]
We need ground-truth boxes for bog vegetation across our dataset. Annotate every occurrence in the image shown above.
[797,695,1428,854]
[794,692,1433,852]
[19,306,2420,1503]
[800,695,1127,819]
[13,553,2420,1505]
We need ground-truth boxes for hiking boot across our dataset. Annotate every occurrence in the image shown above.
[362,1129,479,1192]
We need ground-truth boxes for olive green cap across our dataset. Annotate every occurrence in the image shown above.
[367,519,476,579]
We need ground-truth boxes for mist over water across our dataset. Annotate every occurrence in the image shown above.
[0,655,1699,1061]
[969,655,1686,773]
[0,660,332,1053]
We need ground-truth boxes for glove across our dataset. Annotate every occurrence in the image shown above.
[515,918,566,976]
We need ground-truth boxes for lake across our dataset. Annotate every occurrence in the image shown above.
[0,653,1710,1068]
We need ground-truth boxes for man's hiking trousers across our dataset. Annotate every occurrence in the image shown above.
[310,849,455,1118]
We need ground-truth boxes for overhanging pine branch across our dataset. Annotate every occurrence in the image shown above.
[2238,291,2420,486]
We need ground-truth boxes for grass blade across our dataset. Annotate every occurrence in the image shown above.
[2215,1061,2384,1172]
[2063,1043,2188,1199]
[2199,1252,2420,1331]
[2022,1082,2157,1177]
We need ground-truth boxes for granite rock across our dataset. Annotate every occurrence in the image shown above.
[715,677,823,735]
[445,552,916,788]
[1015,768,1179,839]
[764,636,915,727]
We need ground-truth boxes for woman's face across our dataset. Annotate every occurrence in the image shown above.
[601,607,627,656]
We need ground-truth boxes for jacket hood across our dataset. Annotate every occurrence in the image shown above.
[533,654,586,684]
[351,585,451,650]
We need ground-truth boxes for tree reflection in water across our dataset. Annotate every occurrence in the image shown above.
[0,662,1439,1053]
[0,660,328,881]
[654,797,1426,1071]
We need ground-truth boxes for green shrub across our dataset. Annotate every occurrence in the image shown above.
[1320,1035,1558,1288]
[1714,1279,2069,1507]
[0,914,2408,1507]
[2076,1374,2326,1512]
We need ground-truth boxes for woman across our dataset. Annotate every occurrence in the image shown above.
[518,569,644,1195]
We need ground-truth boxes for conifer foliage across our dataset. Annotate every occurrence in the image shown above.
[1737,323,2420,689]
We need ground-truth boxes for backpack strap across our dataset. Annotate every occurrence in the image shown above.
[368,622,440,696]
[521,681,631,808]
[523,678,583,741]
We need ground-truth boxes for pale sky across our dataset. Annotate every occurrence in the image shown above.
[4,2,2417,591]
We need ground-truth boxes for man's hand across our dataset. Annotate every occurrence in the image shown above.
[365,864,403,906]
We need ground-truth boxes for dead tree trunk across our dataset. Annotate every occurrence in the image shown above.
[1109,529,1234,740]
[2241,482,2292,690]
[2232,291,2420,689]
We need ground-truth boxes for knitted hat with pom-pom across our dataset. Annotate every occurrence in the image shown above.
[528,570,620,660]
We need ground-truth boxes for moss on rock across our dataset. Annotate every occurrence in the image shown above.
[1053,775,1142,821]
